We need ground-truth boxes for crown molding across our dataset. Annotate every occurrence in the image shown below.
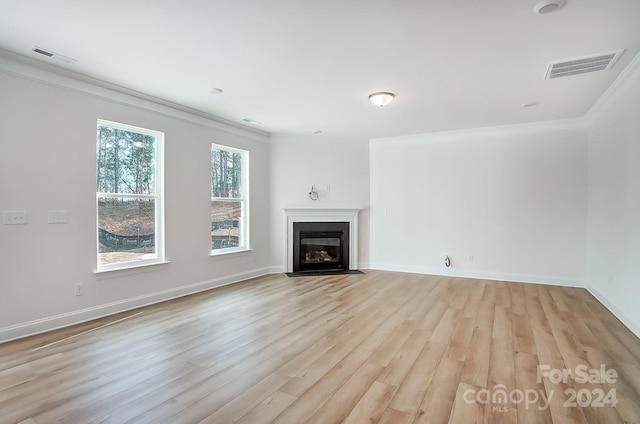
[585,51,640,121]
[0,48,269,142]
[370,117,588,146]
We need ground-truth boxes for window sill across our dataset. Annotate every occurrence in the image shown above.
[209,248,253,258]
[95,260,171,279]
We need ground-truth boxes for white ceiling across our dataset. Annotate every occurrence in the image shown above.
[1,0,639,140]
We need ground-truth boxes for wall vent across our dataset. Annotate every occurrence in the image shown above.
[31,46,76,63]
[545,50,624,79]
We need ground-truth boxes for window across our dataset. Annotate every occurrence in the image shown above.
[96,120,164,270]
[211,144,249,254]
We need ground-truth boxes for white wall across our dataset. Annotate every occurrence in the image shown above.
[586,55,640,337]
[269,135,370,271]
[0,62,271,342]
[370,122,588,285]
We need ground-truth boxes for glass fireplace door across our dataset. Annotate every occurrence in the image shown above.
[299,232,343,271]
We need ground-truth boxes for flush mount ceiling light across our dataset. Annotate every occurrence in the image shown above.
[209,87,223,95]
[369,92,395,107]
[534,0,566,14]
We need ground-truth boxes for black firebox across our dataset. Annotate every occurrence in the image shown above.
[293,222,349,273]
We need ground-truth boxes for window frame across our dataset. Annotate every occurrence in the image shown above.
[210,143,250,256]
[96,119,165,272]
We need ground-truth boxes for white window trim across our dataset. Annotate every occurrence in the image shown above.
[96,119,165,272]
[210,143,250,255]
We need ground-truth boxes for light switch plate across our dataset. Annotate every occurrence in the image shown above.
[48,210,68,224]
[3,210,27,225]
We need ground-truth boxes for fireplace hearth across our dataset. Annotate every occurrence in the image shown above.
[293,222,349,273]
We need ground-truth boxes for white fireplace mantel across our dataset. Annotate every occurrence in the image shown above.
[284,208,361,272]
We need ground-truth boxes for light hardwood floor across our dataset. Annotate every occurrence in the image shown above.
[1,270,640,423]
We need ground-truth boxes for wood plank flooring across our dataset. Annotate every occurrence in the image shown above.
[1,270,640,423]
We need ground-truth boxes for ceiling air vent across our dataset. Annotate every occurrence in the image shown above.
[33,47,54,57]
[545,50,625,79]
[31,46,77,63]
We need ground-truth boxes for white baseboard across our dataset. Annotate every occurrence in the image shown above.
[586,285,640,339]
[0,267,271,344]
[368,263,583,287]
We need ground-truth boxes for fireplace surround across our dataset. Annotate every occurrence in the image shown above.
[284,208,360,273]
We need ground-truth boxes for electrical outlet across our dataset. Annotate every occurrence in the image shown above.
[3,210,27,225]
[74,283,84,296]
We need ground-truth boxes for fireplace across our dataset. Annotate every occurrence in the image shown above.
[293,222,349,273]
[284,208,360,273]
